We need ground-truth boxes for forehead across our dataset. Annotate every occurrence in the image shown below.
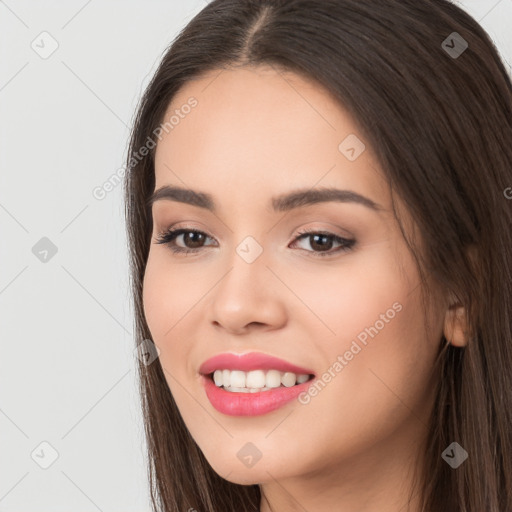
[153,65,389,206]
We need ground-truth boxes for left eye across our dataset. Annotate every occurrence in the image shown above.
[154,228,356,257]
[291,229,356,256]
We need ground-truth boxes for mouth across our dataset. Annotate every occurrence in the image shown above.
[200,369,317,416]
[198,352,317,416]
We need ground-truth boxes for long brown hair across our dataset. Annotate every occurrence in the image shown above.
[123,1,512,510]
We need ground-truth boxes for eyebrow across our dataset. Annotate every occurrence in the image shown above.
[147,185,383,213]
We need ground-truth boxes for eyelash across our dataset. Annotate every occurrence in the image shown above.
[154,226,356,258]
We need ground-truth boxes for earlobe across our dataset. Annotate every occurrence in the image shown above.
[442,244,478,348]
[443,303,469,347]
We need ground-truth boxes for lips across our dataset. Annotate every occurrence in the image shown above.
[201,374,315,416]
[198,352,316,416]
[199,351,315,376]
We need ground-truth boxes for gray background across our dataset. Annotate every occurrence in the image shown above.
[0,1,510,510]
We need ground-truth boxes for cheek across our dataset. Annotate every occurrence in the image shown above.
[142,251,206,387]
[285,245,409,343]
[292,244,437,414]
[142,257,189,404]
[142,256,167,340]
[142,251,196,341]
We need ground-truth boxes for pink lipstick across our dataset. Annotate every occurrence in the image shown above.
[199,352,316,416]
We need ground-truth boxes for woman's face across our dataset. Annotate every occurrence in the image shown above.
[143,65,447,485]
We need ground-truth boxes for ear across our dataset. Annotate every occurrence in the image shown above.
[443,302,469,347]
[442,245,478,348]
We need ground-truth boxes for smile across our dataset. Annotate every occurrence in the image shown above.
[211,368,311,391]
[198,352,317,416]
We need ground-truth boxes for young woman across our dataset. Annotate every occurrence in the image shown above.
[123,1,512,510]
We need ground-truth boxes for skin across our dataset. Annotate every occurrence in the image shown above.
[142,65,468,512]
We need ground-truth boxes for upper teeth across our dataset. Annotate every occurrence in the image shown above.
[213,369,310,391]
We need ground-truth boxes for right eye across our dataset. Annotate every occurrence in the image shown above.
[154,227,217,255]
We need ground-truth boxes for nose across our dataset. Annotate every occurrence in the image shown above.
[207,246,287,335]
